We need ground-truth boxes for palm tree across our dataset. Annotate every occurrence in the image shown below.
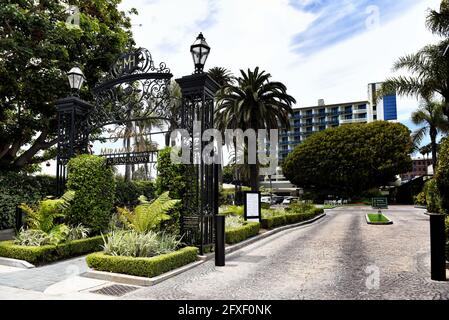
[208,67,234,88]
[426,0,449,37]
[380,2,449,117]
[215,67,296,191]
[380,42,449,116]
[411,100,449,171]
[164,81,182,147]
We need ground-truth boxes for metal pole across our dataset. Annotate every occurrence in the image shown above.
[215,215,225,267]
[429,213,447,281]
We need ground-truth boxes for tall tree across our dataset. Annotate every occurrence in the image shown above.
[282,122,413,197]
[0,0,135,171]
[215,67,296,191]
[380,1,449,117]
[411,100,449,171]
[208,67,234,88]
[426,0,449,37]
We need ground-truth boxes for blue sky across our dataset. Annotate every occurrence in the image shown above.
[41,0,444,174]
[289,0,413,56]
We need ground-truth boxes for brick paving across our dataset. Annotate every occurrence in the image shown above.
[126,206,449,300]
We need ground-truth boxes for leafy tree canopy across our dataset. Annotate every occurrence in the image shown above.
[0,0,136,171]
[282,121,413,197]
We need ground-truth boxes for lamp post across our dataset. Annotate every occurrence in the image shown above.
[67,67,86,94]
[190,33,210,74]
[55,66,91,195]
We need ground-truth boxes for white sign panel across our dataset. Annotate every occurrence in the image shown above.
[245,192,261,222]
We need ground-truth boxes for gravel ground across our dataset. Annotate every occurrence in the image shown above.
[126,206,449,300]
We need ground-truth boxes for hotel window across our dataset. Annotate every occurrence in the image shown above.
[345,115,352,120]
[358,113,367,119]
[319,108,325,115]
[306,119,312,125]
[306,127,313,132]
[306,110,313,116]
[373,105,377,111]
[319,117,325,124]
[332,107,339,114]
[358,104,367,110]
[373,115,377,120]
[319,126,326,131]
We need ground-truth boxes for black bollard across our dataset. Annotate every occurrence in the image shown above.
[215,215,225,267]
[429,213,446,281]
[15,206,24,233]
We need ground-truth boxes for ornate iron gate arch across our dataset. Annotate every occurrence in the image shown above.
[56,47,220,254]
[56,48,174,193]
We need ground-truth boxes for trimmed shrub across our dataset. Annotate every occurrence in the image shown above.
[261,215,287,229]
[86,246,198,278]
[426,179,442,213]
[0,235,104,265]
[436,138,449,214]
[66,155,116,234]
[226,222,260,244]
[0,172,57,230]
[261,209,324,229]
[115,177,154,206]
[155,147,186,199]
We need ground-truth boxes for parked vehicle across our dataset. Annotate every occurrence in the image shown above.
[282,197,299,205]
[271,196,284,205]
[261,196,272,204]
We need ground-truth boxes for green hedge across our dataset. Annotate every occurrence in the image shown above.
[0,172,57,230]
[86,246,198,278]
[67,155,116,234]
[0,235,104,265]
[226,222,260,244]
[261,209,324,229]
[115,177,154,206]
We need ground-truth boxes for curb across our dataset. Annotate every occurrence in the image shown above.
[80,213,327,286]
[365,213,393,225]
[0,257,35,269]
[81,259,206,287]
[200,213,327,261]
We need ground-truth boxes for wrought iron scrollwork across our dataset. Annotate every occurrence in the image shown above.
[89,48,173,132]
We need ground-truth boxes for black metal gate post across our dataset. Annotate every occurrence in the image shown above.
[215,215,225,266]
[429,213,447,281]
[55,97,92,195]
[176,73,220,254]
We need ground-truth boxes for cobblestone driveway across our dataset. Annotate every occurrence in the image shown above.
[126,206,449,300]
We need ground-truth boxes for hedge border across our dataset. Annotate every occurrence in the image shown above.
[261,210,323,229]
[86,246,199,278]
[0,235,104,265]
[226,222,260,244]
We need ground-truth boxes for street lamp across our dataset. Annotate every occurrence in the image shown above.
[67,67,86,93]
[190,33,210,73]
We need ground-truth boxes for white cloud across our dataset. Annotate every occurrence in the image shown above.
[120,0,441,121]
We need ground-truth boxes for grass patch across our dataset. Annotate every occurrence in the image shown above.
[366,213,392,225]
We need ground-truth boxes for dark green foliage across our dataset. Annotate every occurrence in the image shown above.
[261,210,323,229]
[115,177,154,206]
[436,138,449,213]
[445,216,448,260]
[0,172,57,230]
[0,1,135,171]
[66,155,116,234]
[261,215,287,229]
[283,121,413,197]
[155,148,185,199]
[225,222,260,244]
[425,179,442,213]
[261,203,271,210]
[86,246,199,278]
[0,235,104,265]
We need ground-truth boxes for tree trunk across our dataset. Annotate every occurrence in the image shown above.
[430,128,438,173]
[249,163,259,192]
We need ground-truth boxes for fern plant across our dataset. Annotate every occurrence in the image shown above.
[117,192,180,233]
[19,190,75,233]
